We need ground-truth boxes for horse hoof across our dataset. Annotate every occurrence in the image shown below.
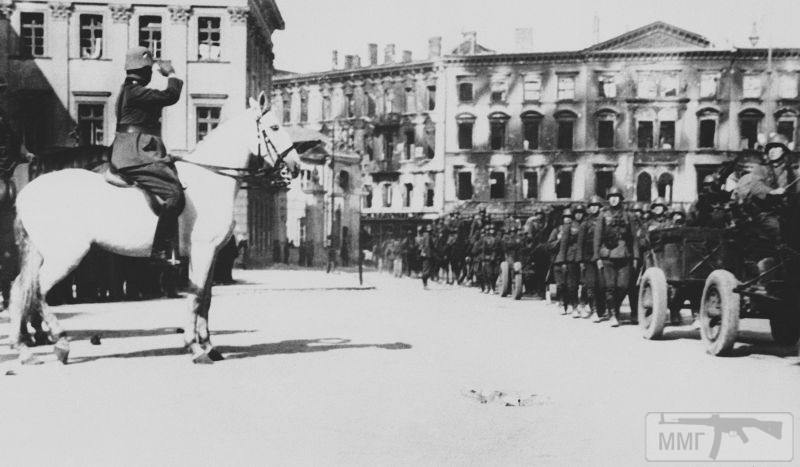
[54,340,70,365]
[206,348,225,361]
[192,352,215,365]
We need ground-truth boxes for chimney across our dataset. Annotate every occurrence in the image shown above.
[592,13,600,44]
[344,55,354,69]
[368,43,378,66]
[514,28,533,52]
[463,31,477,54]
[384,44,396,64]
[332,50,339,69]
[428,36,442,59]
[402,50,413,63]
[353,55,362,68]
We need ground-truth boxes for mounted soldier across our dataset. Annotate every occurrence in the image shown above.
[111,46,184,265]
[593,187,639,327]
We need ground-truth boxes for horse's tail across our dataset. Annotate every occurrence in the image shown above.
[10,216,43,318]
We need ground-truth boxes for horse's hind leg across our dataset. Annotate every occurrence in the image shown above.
[184,247,220,363]
[35,247,91,364]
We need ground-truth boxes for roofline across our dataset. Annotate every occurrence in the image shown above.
[273,48,800,85]
[584,21,712,51]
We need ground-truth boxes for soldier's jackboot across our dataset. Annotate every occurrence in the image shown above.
[152,211,181,267]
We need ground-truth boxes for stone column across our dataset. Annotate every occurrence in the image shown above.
[164,5,191,152]
[108,4,133,133]
[48,2,72,146]
[226,6,248,112]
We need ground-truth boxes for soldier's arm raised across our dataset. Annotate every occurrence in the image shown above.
[127,77,184,107]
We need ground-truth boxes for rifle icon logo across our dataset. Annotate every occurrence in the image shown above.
[659,413,783,460]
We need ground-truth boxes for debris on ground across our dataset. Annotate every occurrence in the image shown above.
[462,388,539,407]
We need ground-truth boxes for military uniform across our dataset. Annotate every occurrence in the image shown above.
[556,210,582,314]
[578,200,605,318]
[593,190,639,325]
[111,46,184,263]
[418,228,433,288]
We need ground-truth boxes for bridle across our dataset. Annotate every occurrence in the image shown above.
[177,112,294,188]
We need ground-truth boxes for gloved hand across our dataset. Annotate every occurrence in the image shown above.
[158,61,176,76]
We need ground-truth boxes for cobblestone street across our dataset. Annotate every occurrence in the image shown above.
[1,269,799,466]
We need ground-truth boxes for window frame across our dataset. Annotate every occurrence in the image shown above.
[555,111,577,150]
[488,112,510,151]
[554,167,574,199]
[522,170,539,199]
[598,74,617,99]
[76,102,105,146]
[742,74,762,100]
[197,16,222,61]
[138,15,163,59]
[596,111,616,149]
[195,105,222,144]
[79,14,104,60]
[697,109,719,149]
[20,12,46,58]
[699,72,720,99]
[523,74,542,102]
[489,170,506,199]
[556,74,576,101]
[456,170,474,200]
[458,81,474,103]
[456,113,476,150]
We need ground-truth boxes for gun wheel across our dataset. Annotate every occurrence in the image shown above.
[699,269,740,356]
[638,267,668,340]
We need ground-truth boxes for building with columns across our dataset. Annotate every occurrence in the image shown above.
[0,0,286,265]
[275,22,800,246]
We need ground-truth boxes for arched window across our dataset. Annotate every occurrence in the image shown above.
[521,111,543,150]
[636,171,652,203]
[488,112,510,151]
[456,113,476,150]
[596,110,617,149]
[739,108,765,150]
[775,108,798,145]
[657,172,674,202]
[338,170,350,192]
[697,108,720,149]
[554,110,578,150]
[362,185,373,209]
[403,183,413,207]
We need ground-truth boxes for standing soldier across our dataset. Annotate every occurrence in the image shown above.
[558,206,584,317]
[593,187,639,327]
[473,226,488,292]
[579,196,605,320]
[418,225,434,289]
[647,197,670,232]
[546,212,564,305]
[111,47,184,265]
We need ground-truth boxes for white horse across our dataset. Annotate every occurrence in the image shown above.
[8,92,299,365]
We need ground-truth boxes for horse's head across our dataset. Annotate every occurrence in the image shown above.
[248,91,300,182]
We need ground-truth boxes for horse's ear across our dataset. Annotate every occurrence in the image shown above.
[258,91,269,114]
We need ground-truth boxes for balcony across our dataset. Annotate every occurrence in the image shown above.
[366,159,401,175]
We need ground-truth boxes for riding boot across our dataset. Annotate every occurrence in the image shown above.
[152,211,181,266]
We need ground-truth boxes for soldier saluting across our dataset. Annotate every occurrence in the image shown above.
[111,46,184,265]
[593,187,639,327]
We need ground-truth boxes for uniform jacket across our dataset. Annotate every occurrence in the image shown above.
[593,207,639,260]
[557,221,582,264]
[577,214,599,262]
[417,232,432,258]
[111,76,184,169]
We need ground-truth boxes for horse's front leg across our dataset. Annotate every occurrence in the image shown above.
[184,247,220,364]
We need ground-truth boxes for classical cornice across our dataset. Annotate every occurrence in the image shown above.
[273,61,437,87]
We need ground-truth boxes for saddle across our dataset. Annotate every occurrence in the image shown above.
[102,169,165,215]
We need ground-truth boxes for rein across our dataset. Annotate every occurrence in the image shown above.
[173,117,294,187]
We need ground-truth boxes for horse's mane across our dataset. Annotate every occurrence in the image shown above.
[183,112,250,166]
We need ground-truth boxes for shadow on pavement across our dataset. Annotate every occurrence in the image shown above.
[68,337,411,364]
[661,327,797,358]
[66,328,254,341]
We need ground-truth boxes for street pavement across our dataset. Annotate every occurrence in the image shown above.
[1,268,799,467]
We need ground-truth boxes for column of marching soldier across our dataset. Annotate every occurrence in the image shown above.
[373,190,711,327]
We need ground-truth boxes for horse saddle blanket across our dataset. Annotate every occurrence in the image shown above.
[102,169,165,216]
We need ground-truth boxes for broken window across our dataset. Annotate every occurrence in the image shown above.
[457,172,473,200]
[490,172,505,199]
[598,75,616,98]
[555,169,573,199]
[458,82,473,102]
[523,172,538,199]
[524,75,542,101]
[594,169,614,199]
[698,119,716,148]
[659,121,675,149]
[743,75,762,99]
[557,76,575,101]
[521,112,542,150]
[700,73,719,99]
[637,121,654,149]
[779,73,799,99]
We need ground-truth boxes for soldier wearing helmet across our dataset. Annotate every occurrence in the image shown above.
[647,197,670,231]
[688,173,731,228]
[593,187,639,327]
[577,196,606,319]
[556,206,584,317]
[111,46,184,265]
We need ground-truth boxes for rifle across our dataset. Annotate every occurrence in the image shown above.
[659,413,783,460]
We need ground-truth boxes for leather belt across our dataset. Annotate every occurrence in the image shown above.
[116,124,161,137]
